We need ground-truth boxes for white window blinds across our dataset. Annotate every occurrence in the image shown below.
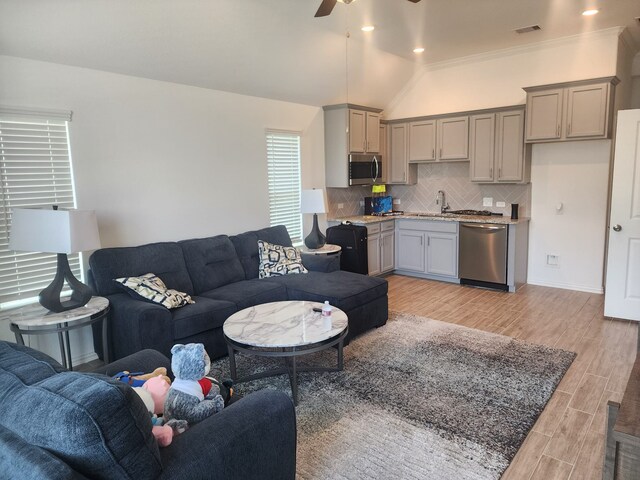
[266,131,302,244]
[0,107,79,307]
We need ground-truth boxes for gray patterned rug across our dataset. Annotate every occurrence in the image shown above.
[211,311,575,479]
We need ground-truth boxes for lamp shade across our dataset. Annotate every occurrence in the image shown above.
[300,189,327,214]
[9,208,101,254]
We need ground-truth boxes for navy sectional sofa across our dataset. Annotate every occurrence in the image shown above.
[0,341,296,480]
[88,225,388,361]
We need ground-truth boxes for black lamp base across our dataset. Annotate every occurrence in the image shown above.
[304,213,326,249]
[39,253,93,313]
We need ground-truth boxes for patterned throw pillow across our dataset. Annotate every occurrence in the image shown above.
[114,273,195,309]
[258,240,308,279]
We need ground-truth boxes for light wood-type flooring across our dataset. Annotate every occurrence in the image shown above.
[387,274,637,480]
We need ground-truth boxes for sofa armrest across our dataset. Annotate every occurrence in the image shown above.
[159,390,296,480]
[92,349,172,378]
[97,293,174,361]
[302,253,340,273]
[0,425,88,480]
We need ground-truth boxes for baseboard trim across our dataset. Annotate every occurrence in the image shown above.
[72,351,98,366]
[527,279,604,294]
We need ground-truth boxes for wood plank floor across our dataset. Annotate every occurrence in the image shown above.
[386,274,637,480]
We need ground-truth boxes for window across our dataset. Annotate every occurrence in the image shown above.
[266,130,302,244]
[0,106,79,308]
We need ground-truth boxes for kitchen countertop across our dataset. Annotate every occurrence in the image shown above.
[329,213,530,225]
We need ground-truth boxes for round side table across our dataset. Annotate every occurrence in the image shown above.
[5,296,110,370]
[299,244,342,255]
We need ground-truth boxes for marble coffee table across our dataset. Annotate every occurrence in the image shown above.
[223,300,348,405]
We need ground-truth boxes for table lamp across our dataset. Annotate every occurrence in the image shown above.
[9,207,101,313]
[301,189,328,249]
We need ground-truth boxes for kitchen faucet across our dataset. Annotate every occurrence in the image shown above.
[436,190,450,213]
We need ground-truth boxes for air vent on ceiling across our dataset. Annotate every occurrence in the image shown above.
[515,25,542,34]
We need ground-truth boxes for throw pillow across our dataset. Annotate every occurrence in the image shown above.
[114,273,195,309]
[258,240,308,279]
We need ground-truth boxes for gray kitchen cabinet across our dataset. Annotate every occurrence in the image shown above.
[324,103,384,187]
[408,120,436,162]
[349,109,380,154]
[524,77,618,143]
[389,123,417,185]
[396,230,425,272]
[407,116,468,162]
[470,108,529,184]
[367,221,394,276]
[426,233,458,277]
[395,219,458,281]
[379,123,388,183]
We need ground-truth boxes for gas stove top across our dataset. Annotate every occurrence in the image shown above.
[447,209,503,217]
[370,211,405,217]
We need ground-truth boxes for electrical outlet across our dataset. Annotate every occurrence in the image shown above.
[496,201,506,208]
[546,254,560,267]
[337,203,344,209]
[394,199,401,205]
[483,197,493,207]
[359,200,365,206]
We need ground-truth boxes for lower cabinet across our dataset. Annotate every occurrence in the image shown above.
[395,220,459,280]
[367,221,395,276]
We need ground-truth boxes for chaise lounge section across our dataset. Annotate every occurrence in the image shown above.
[89,225,388,361]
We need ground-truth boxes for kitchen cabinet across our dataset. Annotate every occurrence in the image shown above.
[379,123,388,183]
[470,108,530,184]
[367,221,394,276]
[324,103,384,188]
[395,219,458,280]
[524,77,618,143]
[348,109,380,154]
[408,116,468,162]
[388,123,417,185]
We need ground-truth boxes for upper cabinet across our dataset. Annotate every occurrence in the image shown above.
[388,123,417,185]
[523,77,619,143]
[347,108,380,154]
[324,104,383,188]
[408,116,469,162]
[469,108,530,184]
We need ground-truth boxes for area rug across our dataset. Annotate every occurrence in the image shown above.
[211,311,576,480]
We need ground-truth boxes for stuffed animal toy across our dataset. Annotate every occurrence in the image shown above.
[164,343,225,425]
[132,387,177,447]
[143,375,171,415]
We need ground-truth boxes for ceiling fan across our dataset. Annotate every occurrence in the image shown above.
[315,0,421,18]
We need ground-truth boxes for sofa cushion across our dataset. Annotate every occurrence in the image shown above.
[230,225,292,280]
[172,296,237,339]
[264,270,388,312]
[0,342,162,480]
[200,280,288,310]
[89,242,194,297]
[179,235,246,294]
[258,240,308,279]
[115,273,195,309]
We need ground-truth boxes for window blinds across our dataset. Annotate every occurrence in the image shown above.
[0,108,79,306]
[266,131,302,245]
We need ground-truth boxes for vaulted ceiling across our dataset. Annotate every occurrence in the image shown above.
[0,0,638,108]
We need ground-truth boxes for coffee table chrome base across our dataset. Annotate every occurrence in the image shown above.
[226,327,347,406]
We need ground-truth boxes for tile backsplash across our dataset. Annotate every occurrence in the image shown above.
[327,162,531,218]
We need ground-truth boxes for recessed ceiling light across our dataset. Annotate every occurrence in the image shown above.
[361,25,375,32]
[413,47,425,53]
[582,8,599,16]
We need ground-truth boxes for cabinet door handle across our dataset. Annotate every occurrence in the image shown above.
[490,167,493,178]
[557,124,560,137]
[363,141,366,152]
[568,123,571,135]
[439,148,442,158]
[427,236,430,247]
[432,148,435,158]
[498,167,502,178]
[420,236,423,245]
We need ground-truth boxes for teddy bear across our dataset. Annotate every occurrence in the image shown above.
[132,387,186,447]
[163,343,226,425]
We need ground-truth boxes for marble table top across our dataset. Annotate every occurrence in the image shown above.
[299,244,341,255]
[223,301,348,348]
[3,296,110,328]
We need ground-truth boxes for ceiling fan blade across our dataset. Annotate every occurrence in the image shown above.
[315,0,338,17]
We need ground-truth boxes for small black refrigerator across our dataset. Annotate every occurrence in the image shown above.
[326,223,368,275]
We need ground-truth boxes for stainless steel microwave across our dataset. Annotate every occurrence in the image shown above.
[349,154,383,186]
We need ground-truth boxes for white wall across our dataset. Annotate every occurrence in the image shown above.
[0,55,326,363]
[527,141,611,293]
[384,29,623,293]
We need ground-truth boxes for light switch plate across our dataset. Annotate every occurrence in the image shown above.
[337,203,344,209]
[496,201,506,208]
[546,254,560,267]
[483,197,493,207]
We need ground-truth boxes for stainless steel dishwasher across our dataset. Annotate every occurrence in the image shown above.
[459,223,508,290]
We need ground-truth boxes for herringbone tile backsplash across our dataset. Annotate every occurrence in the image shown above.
[327,163,531,219]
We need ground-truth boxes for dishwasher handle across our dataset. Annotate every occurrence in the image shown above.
[461,223,506,231]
